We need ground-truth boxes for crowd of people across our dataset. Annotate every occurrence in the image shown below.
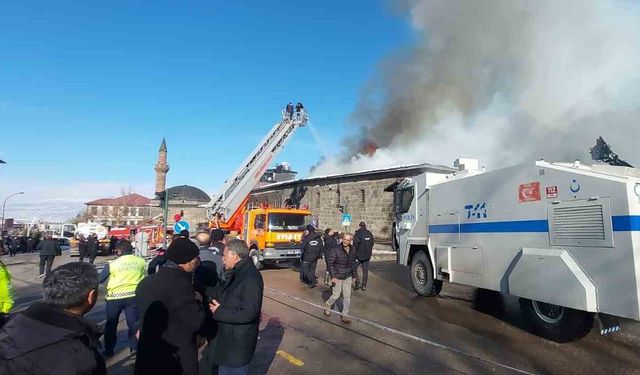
[0,229,265,375]
[299,221,375,325]
[0,219,376,374]
[76,233,102,264]
[1,236,40,256]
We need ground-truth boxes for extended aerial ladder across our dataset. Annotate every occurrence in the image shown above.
[205,108,308,232]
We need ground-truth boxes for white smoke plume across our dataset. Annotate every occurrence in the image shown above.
[311,0,640,176]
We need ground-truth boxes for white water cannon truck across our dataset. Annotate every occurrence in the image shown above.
[390,158,640,342]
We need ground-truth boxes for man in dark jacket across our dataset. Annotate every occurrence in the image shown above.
[0,262,105,375]
[9,237,19,257]
[87,234,100,264]
[200,239,264,375]
[194,231,223,343]
[324,233,356,324]
[206,229,226,281]
[36,235,61,278]
[353,222,375,291]
[78,235,88,262]
[322,228,339,287]
[147,247,168,275]
[295,102,304,120]
[300,225,324,288]
[108,235,118,254]
[135,238,204,375]
[285,102,294,120]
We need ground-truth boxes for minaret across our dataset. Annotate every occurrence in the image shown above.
[155,138,170,194]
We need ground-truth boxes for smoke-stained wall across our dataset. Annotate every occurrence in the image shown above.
[252,179,397,244]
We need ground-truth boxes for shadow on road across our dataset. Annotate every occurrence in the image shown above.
[250,317,285,374]
[370,261,533,332]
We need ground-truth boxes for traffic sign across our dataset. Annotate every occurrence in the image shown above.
[174,220,190,233]
[342,213,352,227]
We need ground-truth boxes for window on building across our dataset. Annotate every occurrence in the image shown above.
[316,192,320,207]
[361,189,366,204]
[337,189,341,204]
[90,206,98,215]
[140,207,150,217]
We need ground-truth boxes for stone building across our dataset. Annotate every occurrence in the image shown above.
[85,194,153,226]
[165,185,211,231]
[250,163,455,248]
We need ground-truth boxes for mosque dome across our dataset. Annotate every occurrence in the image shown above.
[166,185,210,203]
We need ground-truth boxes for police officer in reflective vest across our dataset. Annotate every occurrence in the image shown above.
[98,240,145,357]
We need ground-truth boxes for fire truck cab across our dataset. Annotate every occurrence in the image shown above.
[243,207,312,269]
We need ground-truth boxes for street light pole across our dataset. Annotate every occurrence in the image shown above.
[1,192,25,234]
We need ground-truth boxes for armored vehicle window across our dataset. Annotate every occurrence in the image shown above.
[401,188,414,213]
[394,187,414,215]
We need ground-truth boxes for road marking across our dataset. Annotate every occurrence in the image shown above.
[276,350,304,367]
[265,287,536,375]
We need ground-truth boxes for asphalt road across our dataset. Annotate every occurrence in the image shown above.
[4,252,640,374]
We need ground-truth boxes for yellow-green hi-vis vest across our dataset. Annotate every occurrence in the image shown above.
[106,254,146,300]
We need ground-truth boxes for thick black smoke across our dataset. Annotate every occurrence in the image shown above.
[312,0,640,176]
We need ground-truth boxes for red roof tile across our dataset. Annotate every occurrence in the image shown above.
[85,193,152,206]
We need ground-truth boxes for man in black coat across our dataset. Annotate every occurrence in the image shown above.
[8,237,19,257]
[78,235,88,262]
[285,102,294,120]
[36,235,61,278]
[147,247,168,275]
[194,230,223,343]
[87,234,100,264]
[353,222,375,291]
[0,262,106,375]
[322,228,339,286]
[108,235,118,254]
[135,238,205,375]
[200,239,264,375]
[300,225,324,288]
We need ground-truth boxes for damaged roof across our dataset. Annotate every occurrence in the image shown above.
[253,162,456,192]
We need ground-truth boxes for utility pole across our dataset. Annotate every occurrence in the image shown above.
[160,190,178,249]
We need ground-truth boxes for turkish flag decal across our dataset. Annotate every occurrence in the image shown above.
[519,182,541,203]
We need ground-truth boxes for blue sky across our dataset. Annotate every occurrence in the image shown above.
[0,0,413,220]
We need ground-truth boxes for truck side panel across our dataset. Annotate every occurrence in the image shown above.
[428,162,640,320]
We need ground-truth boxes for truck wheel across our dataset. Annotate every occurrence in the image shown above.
[519,298,593,343]
[250,249,264,271]
[410,251,442,296]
